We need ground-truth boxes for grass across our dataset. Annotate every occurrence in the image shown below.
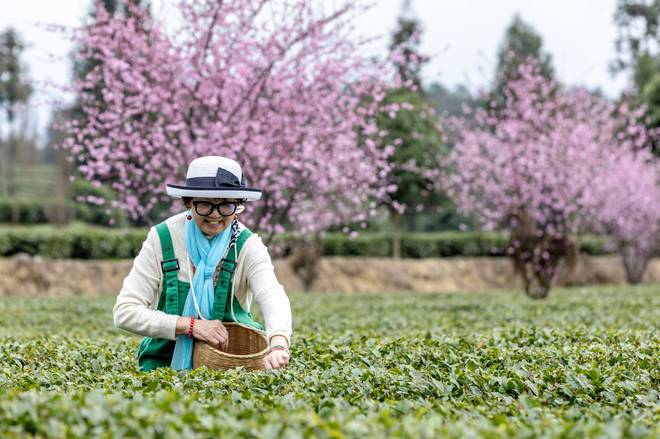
[0,284,658,437]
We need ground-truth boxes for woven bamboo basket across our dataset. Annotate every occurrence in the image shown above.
[192,322,268,371]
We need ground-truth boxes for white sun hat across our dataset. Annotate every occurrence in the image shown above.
[166,156,262,201]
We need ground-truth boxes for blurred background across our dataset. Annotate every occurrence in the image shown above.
[0,0,658,298]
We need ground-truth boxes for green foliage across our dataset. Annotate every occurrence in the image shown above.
[383,4,446,213]
[0,198,49,224]
[426,83,479,118]
[0,225,613,259]
[0,174,129,227]
[630,53,660,154]
[612,0,660,72]
[322,231,510,258]
[0,285,658,437]
[576,234,612,256]
[377,88,446,211]
[321,232,392,257]
[0,27,32,200]
[0,28,31,120]
[493,14,554,105]
[0,195,129,228]
[0,224,145,259]
[640,69,660,127]
[389,1,426,90]
[613,2,660,153]
[402,232,508,258]
[633,53,660,92]
[69,179,130,227]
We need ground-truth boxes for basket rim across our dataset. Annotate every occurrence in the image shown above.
[195,322,269,359]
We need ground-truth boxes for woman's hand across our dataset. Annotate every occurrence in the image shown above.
[192,319,229,351]
[263,348,290,370]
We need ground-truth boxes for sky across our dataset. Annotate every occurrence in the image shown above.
[1,0,631,147]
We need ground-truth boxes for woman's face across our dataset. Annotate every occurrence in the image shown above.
[186,197,240,237]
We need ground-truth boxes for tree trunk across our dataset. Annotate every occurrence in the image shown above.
[508,213,577,300]
[0,130,7,198]
[519,252,564,300]
[390,209,402,259]
[49,146,74,225]
[621,245,651,284]
[289,232,323,292]
[7,136,17,196]
[522,269,552,299]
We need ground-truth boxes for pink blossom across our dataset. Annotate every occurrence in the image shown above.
[445,59,657,294]
[60,0,397,241]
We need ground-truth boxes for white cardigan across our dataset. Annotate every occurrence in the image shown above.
[112,212,292,346]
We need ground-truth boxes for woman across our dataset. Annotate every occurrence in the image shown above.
[113,156,292,371]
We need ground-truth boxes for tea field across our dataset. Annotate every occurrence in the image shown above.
[0,285,658,438]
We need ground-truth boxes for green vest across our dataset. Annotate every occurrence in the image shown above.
[136,222,263,371]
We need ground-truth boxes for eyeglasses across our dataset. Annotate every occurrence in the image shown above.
[192,201,240,217]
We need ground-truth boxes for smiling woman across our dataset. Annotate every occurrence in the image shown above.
[112,156,292,372]
[185,198,244,237]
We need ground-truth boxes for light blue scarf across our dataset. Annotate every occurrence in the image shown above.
[171,210,233,370]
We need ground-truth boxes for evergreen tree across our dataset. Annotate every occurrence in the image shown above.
[378,0,447,257]
[612,0,660,73]
[389,0,427,91]
[0,28,31,197]
[612,0,660,153]
[492,15,554,106]
[63,0,152,225]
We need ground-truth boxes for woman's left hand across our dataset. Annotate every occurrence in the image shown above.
[263,349,290,370]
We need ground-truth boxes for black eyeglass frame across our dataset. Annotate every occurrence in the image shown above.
[192,200,240,217]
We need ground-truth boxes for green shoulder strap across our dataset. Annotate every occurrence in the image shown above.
[210,228,254,321]
[155,222,180,315]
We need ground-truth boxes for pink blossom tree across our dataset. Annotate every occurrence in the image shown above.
[446,60,653,298]
[61,0,396,242]
[592,148,660,284]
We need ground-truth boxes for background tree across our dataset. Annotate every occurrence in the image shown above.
[0,28,31,197]
[592,148,660,283]
[390,0,427,91]
[492,15,554,106]
[612,0,660,153]
[58,0,152,225]
[612,0,659,72]
[378,0,446,257]
[71,0,150,118]
[62,0,394,243]
[446,60,651,299]
[426,83,478,118]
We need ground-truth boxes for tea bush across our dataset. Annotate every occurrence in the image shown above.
[0,285,658,437]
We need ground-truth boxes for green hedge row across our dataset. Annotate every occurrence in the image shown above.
[0,225,612,259]
[0,198,59,224]
[321,231,508,257]
[0,197,128,227]
[0,225,146,259]
[321,232,610,258]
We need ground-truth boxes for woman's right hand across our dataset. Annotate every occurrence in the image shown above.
[193,319,229,351]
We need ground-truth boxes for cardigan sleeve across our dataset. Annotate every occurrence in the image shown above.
[243,235,293,346]
[112,227,179,340]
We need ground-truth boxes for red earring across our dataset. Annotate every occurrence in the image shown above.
[186,214,192,220]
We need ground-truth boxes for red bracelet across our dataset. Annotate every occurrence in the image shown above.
[187,315,195,339]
